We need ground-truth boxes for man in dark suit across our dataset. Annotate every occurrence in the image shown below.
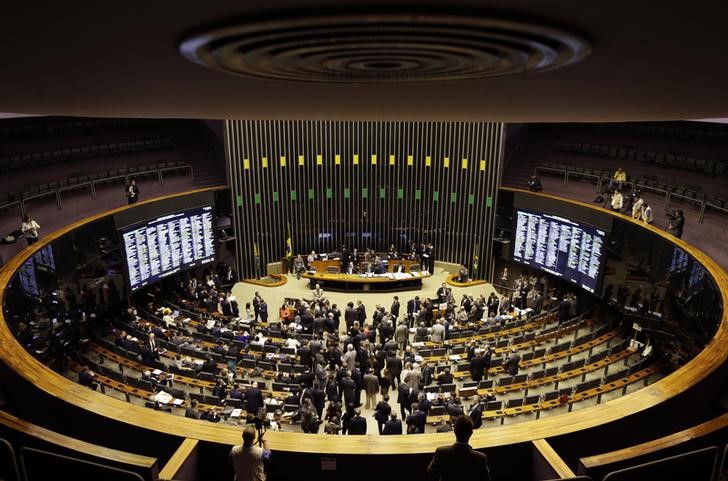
[374,395,392,434]
[344,302,357,331]
[469,350,487,382]
[383,413,403,434]
[348,409,367,434]
[468,396,483,429]
[391,296,401,319]
[387,354,403,388]
[406,296,420,327]
[427,415,491,481]
[406,403,427,434]
[397,382,411,419]
[505,349,521,376]
[245,382,265,416]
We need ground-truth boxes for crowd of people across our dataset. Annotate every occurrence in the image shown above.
[291,241,438,277]
[121,265,565,438]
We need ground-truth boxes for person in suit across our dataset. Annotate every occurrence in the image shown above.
[427,415,491,481]
[185,399,202,419]
[245,382,265,416]
[355,300,366,324]
[344,302,357,332]
[391,296,400,319]
[383,413,403,435]
[374,394,392,434]
[468,396,483,429]
[348,409,367,434]
[505,349,521,376]
[397,382,411,419]
[406,403,427,434]
[78,366,98,390]
[469,350,487,382]
[387,354,403,388]
[406,296,421,327]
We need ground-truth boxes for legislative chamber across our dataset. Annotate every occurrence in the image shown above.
[1,4,728,481]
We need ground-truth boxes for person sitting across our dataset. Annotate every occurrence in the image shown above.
[609,189,623,212]
[528,174,543,192]
[427,415,491,480]
[641,202,654,224]
[78,366,98,391]
[607,167,627,192]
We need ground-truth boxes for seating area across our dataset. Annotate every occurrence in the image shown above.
[0,160,193,215]
[59,289,664,433]
[0,136,173,174]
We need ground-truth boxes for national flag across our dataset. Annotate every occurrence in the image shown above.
[285,223,293,261]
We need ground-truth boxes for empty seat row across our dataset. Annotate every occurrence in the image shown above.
[554,140,728,176]
[0,137,173,173]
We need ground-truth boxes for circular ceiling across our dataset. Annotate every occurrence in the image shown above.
[179,13,592,83]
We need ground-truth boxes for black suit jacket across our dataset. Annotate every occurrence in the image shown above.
[406,410,427,434]
[348,416,367,434]
[391,300,400,318]
[374,401,392,423]
[383,418,403,434]
[428,443,491,481]
[246,388,264,414]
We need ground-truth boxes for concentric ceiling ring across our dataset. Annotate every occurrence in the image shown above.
[179,13,592,83]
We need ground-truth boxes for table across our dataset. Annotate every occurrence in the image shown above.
[301,271,431,292]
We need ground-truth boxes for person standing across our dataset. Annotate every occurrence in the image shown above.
[230,426,271,481]
[21,214,40,245]
[427,415,491,481]
[125,178,140,205]
[363,368,380,410]
[505,348,521,376]
[391,296,400,319]
[374,395,392,434]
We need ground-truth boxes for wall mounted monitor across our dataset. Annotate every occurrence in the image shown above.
[512,208,607,293]
[121,205,215,292]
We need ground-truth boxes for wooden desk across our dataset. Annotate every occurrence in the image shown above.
[302,271,431,292]
[310,258,420,274]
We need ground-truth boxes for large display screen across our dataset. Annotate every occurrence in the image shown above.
[512,208,606,293]
[121,205,215,292]
[16,245,56,297]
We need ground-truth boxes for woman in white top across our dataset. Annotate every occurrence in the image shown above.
[610,190,624,211]
[21,214,40,245]
[631,195,644,219]
[641,203,654,224]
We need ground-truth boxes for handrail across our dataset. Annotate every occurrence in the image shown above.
[578,411,728,473]
[0,187,725,456]
[0,410,159,473]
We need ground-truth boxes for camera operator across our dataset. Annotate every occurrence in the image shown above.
[230,426,271,481]
[667,209,685,238]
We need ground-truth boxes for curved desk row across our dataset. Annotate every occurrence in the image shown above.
[302,271,432,292]
[0,187,726,470]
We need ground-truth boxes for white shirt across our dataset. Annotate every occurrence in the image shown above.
[642,206,654,223]
[21,220,40,238]
[611,192,624,210]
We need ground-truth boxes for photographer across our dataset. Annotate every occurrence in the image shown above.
[667,209,685,238]
[230,426,271,481]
